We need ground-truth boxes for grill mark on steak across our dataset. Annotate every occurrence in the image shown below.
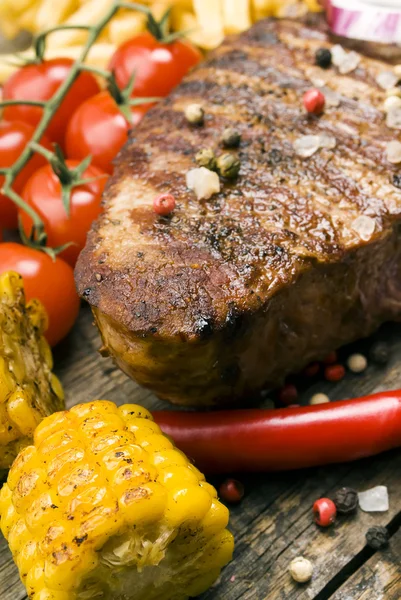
[76,17,401,405]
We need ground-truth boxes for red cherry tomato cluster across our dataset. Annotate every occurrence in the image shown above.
[0,23,200,345]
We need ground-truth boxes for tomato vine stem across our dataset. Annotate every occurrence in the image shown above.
[0,1,153,249]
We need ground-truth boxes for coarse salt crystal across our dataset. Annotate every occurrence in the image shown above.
[386,140,401,164]
[376,71,399,91]
[386,87,401,98]
[351,215,376,241]
[294,134,336,158]
[386,106,401,129]
[294,135,320,157]
[186,167,220,200]
[331,44,360,75]
[318,133,336,150]
[358,486,389,513]
[384,96,401,113]
[321,87,341,108]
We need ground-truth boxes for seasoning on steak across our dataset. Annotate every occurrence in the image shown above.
[75,18,401,407]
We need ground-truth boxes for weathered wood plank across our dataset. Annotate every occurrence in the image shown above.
[203,450,401,600]
[331,528,401,600]
[0,306,401,600]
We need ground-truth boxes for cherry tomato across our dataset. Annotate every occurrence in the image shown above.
[65,91,149,174]
[20,160,107,266]
[0,121,52,230]
[3,58,100,147]
[0,243,80,346]
[109,32,201,98]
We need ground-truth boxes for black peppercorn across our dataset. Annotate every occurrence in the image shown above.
[315,48,332,69]
[334,487,358,514]
[370,342,390,365]
[393,174,401,189]
[366,526,389,550]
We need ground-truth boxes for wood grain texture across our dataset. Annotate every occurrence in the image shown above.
[0,305,400,599]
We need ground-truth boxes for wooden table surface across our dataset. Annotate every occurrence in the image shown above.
[0,305,400,600]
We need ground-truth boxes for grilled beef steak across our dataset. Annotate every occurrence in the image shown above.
[76,18,401,406]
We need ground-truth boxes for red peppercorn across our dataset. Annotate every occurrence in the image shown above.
[303,88,325,115]
[324,364,346,382]
[323,351,337,365]
[279,383,298,405]
[313,498,337,527]
[153,193,176,216]
[303,362,320,377]
[219,479,244,504]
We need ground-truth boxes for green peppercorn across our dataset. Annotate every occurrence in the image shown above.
[334,487,358,514]
[366,526,389,550]
[217,153,241,179]
[195,148,217,171]
[222,128,241,149]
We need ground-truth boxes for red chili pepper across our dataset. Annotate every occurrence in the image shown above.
[153,391,401,474]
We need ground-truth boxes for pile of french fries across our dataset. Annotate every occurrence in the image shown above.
[0,0,321,83]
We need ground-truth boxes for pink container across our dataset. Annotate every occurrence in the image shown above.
[324,0,401,62]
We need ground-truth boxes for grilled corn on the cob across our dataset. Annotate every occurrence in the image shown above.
[0,400,234,599]
[0,271,64,472]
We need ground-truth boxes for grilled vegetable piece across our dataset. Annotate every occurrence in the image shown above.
[0,271,64,471]
[0,400,234,600]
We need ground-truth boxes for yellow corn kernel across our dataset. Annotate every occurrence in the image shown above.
[7,389,42,436]
[1,400,233,599]
[165,485,212,527]
[201,499,230,536]
[36,589,71,600]
[0,271,64,470]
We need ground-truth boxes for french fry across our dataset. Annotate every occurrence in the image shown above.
[35,0,80,31]
[251,0,278,19]
[0,0,323,79]
[17,3,40,31]
[45,0,113,48]
[0,42,115,84]
[0,10,21,39]
[305,0,322,10]
[8,0,35,11]
[192,0,224,49]
[108,10,146,45]
[151,0,173,20]
[222,0,251,34]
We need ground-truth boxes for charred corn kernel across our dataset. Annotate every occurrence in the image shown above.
[1,400,234,600]
[0,272,64,471]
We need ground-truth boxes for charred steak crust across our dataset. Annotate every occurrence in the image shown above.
[76,18,401,406]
